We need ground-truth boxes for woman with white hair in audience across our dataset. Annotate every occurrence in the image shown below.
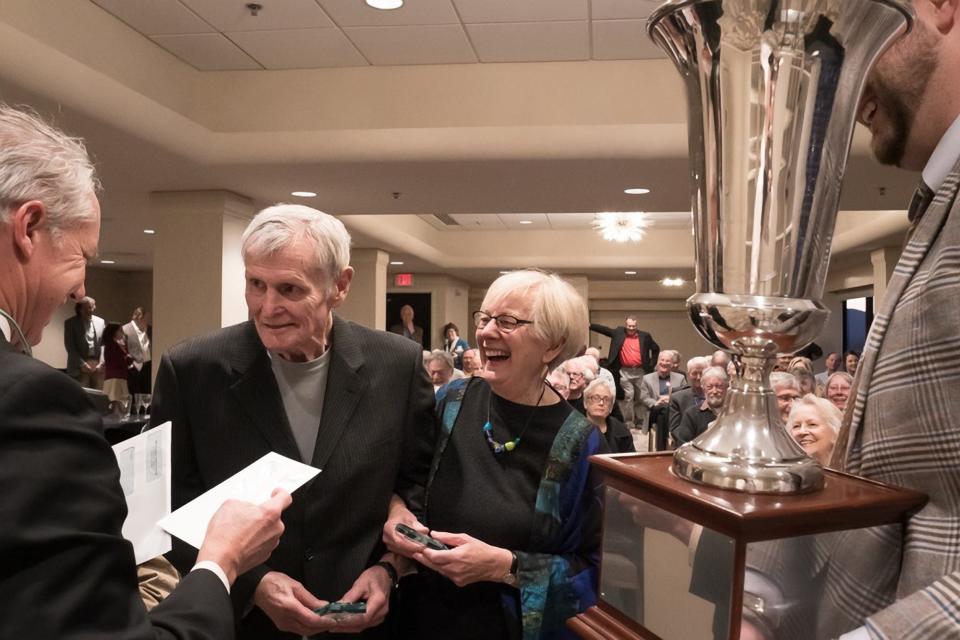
[384,269,602,639]
[546,367,570,400]
[583,377,635,453]
[824,371,854,412]
[786,393,842,467]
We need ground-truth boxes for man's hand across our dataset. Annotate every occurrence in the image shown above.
[254,571,339,636]
[382,495,430,558]
[413,531,512,587]
[656,394,670,405]
[197,487,291,584]
[328,564,394,633]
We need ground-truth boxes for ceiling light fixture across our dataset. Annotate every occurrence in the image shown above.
[390,261,404,265]
[100,259,116,265]
[661,277,686,287]
[624,187,651,195]
[624,271,638,275]
[519,220,533,225]
[143,229,155,235]
[593,211,651,243]
[366,0,403,9]
[291,191,317,198]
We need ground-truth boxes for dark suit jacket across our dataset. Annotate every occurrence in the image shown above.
[675,403,716,446]
[668,386,703,438]
[589,323,660,398]
[63,313,105,376]
[0,345,233,639]
[152,316,436,639]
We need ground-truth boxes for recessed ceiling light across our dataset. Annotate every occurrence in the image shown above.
[661,277,686,287]
[100,259,116,265]
[624,187,651,195]
[291,191,317,198]
[366,0,402,9]
[390,261,404,266]
[624,271,637,275]
[143,229,155,235]
[519,220,533,225]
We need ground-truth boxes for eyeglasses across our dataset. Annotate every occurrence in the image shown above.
[473,311,533,333]
[586,394,612,403]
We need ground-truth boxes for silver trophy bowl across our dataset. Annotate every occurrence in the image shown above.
[648,0,912,493]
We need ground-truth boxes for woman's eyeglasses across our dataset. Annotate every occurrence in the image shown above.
[473,311,533,333]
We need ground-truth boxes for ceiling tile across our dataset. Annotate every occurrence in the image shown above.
[590,0,662,20]
[449,214,505,230]
[228,28,368,68]
[546,213,596,229]
[343,25,476,65]
[592,19,664,60]
[498,213,549,228]
[150,33,262,70]
[178,0,335,31]
[91,0,214,35]
[454,0,587,23]
[467,21,589,63]
[318,0,459,27]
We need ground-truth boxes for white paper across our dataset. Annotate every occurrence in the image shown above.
[112,421,172,565]
[158,451,320,550]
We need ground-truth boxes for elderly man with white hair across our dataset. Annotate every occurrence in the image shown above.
[674,366,729,446]
[668,356,711,442]
[562,355,596,415]
[0,105,291,639]
[152,204,436,639]
[769,371,802,426]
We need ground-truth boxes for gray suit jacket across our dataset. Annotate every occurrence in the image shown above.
[638,371,686,428]
[819,160,960,638]
[63,313,105,376]
[152,316,436,639]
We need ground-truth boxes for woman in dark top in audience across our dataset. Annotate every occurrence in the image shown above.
[384,269,603,640]
[582,378,635,453]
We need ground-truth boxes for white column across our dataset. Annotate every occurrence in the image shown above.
[151,190,254,366]
[338,248,388,330]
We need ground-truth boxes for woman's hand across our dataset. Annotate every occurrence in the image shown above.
[413,531,513,587]
[382,495,429,558]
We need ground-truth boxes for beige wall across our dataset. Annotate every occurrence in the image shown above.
[33,267,153,370]
[388,274,470,350]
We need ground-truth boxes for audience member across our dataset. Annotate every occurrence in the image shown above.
[0,103,290,640]
[584,346,616,388]
[546,367,570,399]
[794,368,817,396]
[640,351,686,449]
[786,394,841,467]
[102,322,132,411]
[426,349,456,391]
[668,356,710,441]
[441,322,469,369]
[710,349,731,369]
[461,347,482,377]
[668,349,684,375]
[773,353,793,372]
[64,295,105,389]
[824,371,853,413]
[589,316,660,429]
[583,378,635,453]
[152,204,436,638]
[383,269,602,639]
[814,351,842,386]
[562,355,595,415]
[674,367,728,446]
[123,306,152,394]
[390,304,424,347]
[844,350,860,376]
[770,371,802,425]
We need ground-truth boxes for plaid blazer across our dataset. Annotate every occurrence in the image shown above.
[821,158,960,639]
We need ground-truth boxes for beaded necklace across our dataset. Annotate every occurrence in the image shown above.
[483,384,546,454]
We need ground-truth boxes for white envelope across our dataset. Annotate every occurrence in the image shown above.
[158,451,320,549]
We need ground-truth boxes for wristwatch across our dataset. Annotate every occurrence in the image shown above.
[374,561,400,590]
[502,551,519,587]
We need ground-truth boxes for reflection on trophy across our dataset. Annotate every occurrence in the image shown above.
[651,0,915,494]
[571,2,929,640]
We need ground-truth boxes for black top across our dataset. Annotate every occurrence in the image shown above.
[600,415,636,454]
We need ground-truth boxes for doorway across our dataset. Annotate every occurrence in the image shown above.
[386,292,431,349]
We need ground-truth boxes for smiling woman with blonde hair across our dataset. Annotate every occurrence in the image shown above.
[384,269,602,640]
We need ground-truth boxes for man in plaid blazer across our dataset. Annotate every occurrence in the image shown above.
[812,2,960,638]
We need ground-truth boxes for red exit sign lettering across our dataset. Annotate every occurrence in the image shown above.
[394,273,413,287]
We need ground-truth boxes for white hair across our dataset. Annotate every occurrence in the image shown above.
[787,393,843,434]
[825,371,854,387]
[687,356,710,371]
[426,349,454,371]
[584,377,616,398]
[770,371,800,391]
[562,357,597,382]
[701,366,728,384]
[482,270,588,370]
[0,105,99,239]
[241,204,351,292]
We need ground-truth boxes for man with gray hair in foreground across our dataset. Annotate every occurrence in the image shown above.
[152,204,436,639]
[0,104,290,639]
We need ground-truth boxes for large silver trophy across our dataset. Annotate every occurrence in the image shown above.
[648,0,911,493]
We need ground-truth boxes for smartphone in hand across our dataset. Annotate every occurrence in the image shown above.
[395,523,450,551]
[314,601,367,616]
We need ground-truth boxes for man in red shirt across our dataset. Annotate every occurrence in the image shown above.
[589,316,660,430]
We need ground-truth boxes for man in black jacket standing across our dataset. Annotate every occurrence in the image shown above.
[590,316,660,430]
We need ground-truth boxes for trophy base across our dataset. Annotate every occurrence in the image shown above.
[673,442,825,494]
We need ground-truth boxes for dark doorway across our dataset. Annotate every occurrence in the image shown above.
[842,296,874,355]
[386,292,432,349]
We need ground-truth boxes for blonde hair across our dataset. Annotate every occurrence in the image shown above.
[787,393,843,434]
[482,269,588,370]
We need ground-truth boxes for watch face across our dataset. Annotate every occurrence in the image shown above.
[503,573,519,587]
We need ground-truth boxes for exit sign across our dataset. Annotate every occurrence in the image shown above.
[394,273,413,287]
